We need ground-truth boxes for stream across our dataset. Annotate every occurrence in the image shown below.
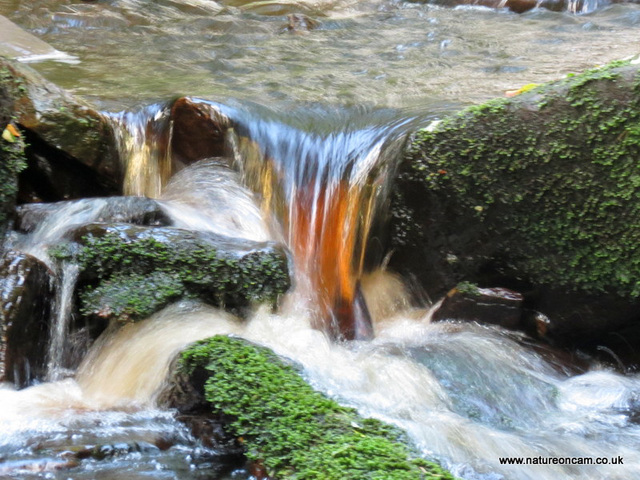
[1,0,640,479]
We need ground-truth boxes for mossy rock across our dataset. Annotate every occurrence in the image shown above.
[167,335,455,480]
[391,59,640,343]
[53,223,291,322]
[1,56,121,201]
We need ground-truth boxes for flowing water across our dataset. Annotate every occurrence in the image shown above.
[2,0,640,478]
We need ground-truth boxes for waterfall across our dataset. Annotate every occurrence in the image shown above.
[111,103,174,199]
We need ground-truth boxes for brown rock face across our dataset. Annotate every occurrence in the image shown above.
[170,97,230,165]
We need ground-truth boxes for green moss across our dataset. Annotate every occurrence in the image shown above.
[401,59,640,297]
[179,336,454,480]
[455,281,481,297]
[79,271,186,322]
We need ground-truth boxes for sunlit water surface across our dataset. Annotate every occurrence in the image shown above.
[1,0,640,110]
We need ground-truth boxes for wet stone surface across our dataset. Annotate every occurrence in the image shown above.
[0,250,54,387]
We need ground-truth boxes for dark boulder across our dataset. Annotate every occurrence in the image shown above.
[0,251,54,387]
[0,56,121,202]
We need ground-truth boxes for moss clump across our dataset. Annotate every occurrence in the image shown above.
[178,335,455,480]
[396,59,640,298]
[454,281,481,297]
[53,224,291,322]
[79,271,186,322]
[74,225,290,304]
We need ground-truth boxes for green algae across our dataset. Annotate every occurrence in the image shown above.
[178,335,455,480]
[399,59,640,298]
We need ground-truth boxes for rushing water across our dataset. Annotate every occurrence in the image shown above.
[2,0,640,479]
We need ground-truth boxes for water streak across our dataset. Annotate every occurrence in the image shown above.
[46,262,79,381]
[111,103,174,198]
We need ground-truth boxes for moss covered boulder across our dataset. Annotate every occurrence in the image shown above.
[390,59,640,347]
[54,223,290,323]
[163,335,454,480]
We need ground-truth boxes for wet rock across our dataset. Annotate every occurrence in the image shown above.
[56,223,290,323]
[281,14,319,34]
[158,355,245,462]
[431,283,524,330]
[15,196,171,234]
[170,97,230,165]
[0,251,54,387]
[0,124,27,238]
[391,59,640,356]
[0,56,121,201]
[60,441,160,461]
[176,414,246,461]
[80,271,185,323]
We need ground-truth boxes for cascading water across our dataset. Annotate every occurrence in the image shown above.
[112,103,174,198]
[3,102,640,480]
[46,262,80,382]
[224,104,414,339]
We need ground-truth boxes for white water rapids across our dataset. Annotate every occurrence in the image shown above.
[2,287,640,479]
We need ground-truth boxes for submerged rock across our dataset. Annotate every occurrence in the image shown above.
[280,14,319,34]
[15,196,171,234]
[392,59,640,353]
[432,283,524,330]
[53,223,291,323]
[0,15,76,63]
[0,251,54,387]
[161,335,454,480]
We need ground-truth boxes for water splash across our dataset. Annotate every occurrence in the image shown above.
[4,293,637,479]
[110,100,416,340]
[159,158,272,242]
